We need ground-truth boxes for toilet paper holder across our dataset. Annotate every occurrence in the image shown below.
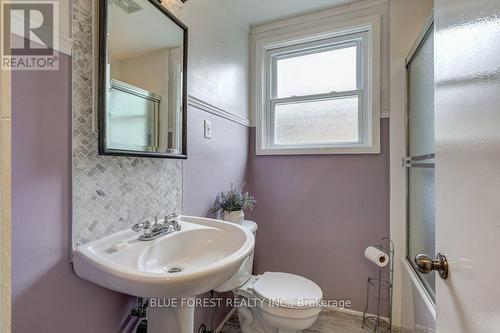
[362,237,394,333]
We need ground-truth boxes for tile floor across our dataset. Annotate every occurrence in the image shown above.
[221,309,404,333]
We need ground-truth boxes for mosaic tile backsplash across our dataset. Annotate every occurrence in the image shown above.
[72,0,183,246]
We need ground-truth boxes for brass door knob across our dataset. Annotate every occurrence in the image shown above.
[414,252,449,279]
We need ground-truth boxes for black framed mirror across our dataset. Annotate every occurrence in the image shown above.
[98,0,188,159]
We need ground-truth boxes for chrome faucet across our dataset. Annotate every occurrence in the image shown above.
[164,213,181,231]
[131,213,181,241]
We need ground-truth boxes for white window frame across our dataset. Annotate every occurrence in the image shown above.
[254,16,381,155]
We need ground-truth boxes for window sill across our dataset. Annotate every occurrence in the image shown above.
[255,144,381,155]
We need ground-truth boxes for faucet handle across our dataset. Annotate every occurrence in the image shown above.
[164,213,181,231]
[173,220,181,231]
[132,221,151,232]
[164,213,178,221]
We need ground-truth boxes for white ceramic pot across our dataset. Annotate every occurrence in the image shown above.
[223,210,244,224]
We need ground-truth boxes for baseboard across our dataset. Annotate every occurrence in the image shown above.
[323,305,390,322]
[215,307,237,333]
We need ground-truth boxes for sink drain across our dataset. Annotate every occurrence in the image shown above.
[167,267,183,273]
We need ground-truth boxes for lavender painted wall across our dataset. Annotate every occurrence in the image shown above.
[12,1,250,330]
[183,105,250,329]
[11,12,389,332]
[12,50,134,333]
[183,105,249,217]
[246,119,390,313]
[11,51,249,332]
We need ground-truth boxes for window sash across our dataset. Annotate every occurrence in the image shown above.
[268,34,365,100]
[269,91,363,148]
[265,33,367,150]
[254,15,382,155]
[258,25,378,154]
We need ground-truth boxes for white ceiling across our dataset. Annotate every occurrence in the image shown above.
[226,0,362,27]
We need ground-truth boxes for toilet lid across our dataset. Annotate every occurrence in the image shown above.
[253,272,322,309]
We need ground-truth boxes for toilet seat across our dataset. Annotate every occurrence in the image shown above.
[228,220,323,333]
[253,272,323,309]
[234,272,323,324]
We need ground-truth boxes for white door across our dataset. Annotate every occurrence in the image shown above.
[432,0,500,331]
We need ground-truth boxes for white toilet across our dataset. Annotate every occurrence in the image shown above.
[215,220,323,333]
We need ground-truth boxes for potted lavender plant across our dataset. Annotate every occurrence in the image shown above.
[211,184,256,224]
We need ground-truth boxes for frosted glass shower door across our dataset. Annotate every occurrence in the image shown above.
[406,24,435,299]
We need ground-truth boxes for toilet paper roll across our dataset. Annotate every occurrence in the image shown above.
[364,246,389,267]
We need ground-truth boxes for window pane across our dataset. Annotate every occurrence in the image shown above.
[276,46,357,98]
[274,96,359,145]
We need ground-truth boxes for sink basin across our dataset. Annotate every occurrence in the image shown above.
[73,215,254,297]
[73,215,254,333]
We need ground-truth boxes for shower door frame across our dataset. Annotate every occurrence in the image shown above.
[403,12,436,304]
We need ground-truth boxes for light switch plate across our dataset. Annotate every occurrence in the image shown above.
[204,120,212,139]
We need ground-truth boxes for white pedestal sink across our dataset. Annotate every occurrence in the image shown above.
[73,215,255,333]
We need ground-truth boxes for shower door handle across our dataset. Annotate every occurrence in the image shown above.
[414,252,449,279]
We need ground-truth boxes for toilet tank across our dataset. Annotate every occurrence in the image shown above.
[214,220,258,292]
[240,220,257,274]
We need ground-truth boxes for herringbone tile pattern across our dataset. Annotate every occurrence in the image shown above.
[71,0,182,246]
